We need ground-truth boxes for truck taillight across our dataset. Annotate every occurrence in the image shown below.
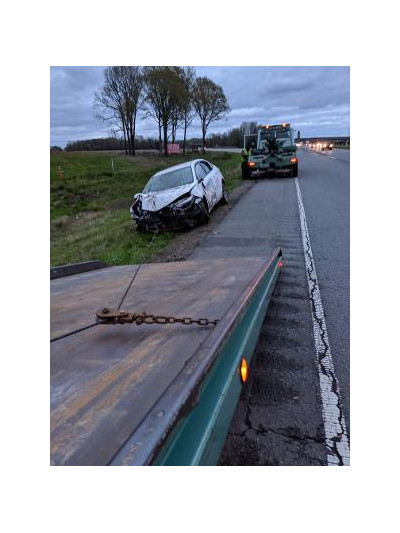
[240,358,249,383]
[248,161,255,167]
[290,158,298,163]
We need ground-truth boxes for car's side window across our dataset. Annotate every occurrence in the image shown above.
[195,164,207,181]
[200,161,212,174]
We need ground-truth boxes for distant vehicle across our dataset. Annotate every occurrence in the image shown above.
[130,159,228,231]
[191,144,206,154]
[314,141,334,151]
[245,123,298,178]
[321,142,334,151]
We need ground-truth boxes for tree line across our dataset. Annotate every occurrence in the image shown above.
[93,66,230,156]
[208,122,259,148]
[65,137,158,152]
[63,121,259,152]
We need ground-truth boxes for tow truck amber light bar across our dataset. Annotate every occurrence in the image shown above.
[261,123,290,130]
[290,158,298,163]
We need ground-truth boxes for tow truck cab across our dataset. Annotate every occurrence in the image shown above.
[247,123,298,178]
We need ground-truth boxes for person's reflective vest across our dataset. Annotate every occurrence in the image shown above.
[241,148,248,163]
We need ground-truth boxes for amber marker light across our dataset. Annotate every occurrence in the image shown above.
[248,161,256,167]
[290,157,298,163]
[240,358,249,383]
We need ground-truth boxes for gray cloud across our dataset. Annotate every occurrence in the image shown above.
[50,66,349,146]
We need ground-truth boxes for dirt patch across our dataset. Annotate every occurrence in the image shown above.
[108,198,132,211]
[150,180,255,263]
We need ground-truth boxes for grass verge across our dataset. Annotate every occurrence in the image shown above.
[51,151,242,267]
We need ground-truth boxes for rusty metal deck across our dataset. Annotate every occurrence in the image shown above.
[50,256,276,465]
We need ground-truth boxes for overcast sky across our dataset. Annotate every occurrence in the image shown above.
[50,66,350,147]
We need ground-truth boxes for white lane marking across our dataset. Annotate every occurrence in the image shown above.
[329,156,337,160]
[294,177,350,466]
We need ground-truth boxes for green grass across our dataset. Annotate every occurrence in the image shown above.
[334,145,350,150]
[50,151,242,267]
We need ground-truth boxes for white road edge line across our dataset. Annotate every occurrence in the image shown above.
[294,177,350,466]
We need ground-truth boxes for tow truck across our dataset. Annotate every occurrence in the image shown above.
[246,123,298,178]
[50,250,283,466]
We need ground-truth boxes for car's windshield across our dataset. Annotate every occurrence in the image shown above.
[143,166,194,193]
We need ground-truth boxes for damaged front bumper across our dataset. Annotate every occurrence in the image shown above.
[130,196,206,231]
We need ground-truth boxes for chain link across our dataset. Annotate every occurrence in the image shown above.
[133,312,219,327]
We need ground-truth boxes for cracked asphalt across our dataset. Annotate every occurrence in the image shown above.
[190,148,350,466]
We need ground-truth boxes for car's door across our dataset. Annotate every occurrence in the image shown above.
[198,161,222,210]
[195,162,214,210]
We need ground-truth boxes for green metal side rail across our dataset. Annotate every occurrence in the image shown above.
[112,248,283,466]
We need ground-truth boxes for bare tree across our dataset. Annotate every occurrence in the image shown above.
[180,67,196,154]
[143,66,185,156]
[192,77,230,153]
[164,67,196,150]
[94,66,144,155]
[121,67,144,155]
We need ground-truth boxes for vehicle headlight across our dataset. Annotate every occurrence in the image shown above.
[130,198,143,219]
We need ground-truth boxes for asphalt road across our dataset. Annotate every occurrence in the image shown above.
[190,147,350,465]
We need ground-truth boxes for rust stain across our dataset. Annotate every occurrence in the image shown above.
[51,331,165,431]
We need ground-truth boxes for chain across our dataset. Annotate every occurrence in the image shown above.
[133,312,219,327]
[96,308,219,327]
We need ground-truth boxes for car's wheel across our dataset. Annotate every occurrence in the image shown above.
[219,183,228,205]
[197,199,211,225]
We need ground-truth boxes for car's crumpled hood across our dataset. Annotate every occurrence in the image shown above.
[135,182,203,212]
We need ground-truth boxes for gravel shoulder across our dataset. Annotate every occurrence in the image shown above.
[150,180,255,263]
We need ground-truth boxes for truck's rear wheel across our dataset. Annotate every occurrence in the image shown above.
[291,163,298,177]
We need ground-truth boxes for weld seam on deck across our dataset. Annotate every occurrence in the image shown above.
[50,323,99,343]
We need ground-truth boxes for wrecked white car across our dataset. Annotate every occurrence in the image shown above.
[130,159,228,231]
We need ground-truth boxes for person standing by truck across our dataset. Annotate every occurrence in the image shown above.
[241,143,256,179]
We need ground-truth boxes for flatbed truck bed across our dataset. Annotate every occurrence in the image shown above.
[50,250,282,466]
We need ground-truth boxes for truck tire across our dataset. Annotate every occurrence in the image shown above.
[292,163,298,177]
